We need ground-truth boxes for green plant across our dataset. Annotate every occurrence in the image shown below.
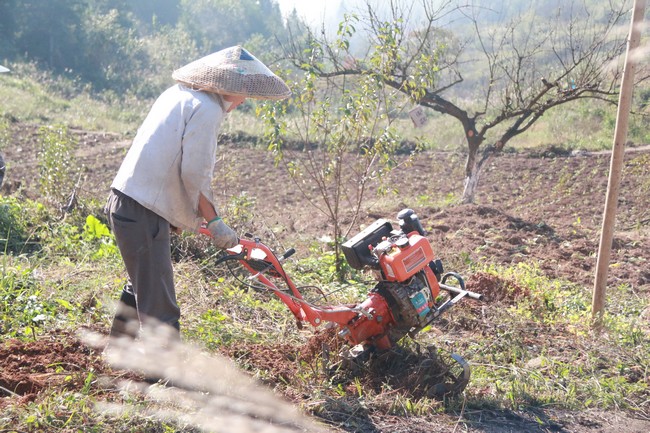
[226,191,257,234]
[37,124,81,206]
[82,214,118,260]
[0,261,57,339]
[626,154,650,196]
[38,214,118,262]
[259,14,416,281]
[0,196,45,255]
[190,308,231,348]
[0,116,11,151]
[455,263,649,412]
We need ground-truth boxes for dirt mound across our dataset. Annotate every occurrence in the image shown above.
[465,271,528,303]
[0,331,107,406]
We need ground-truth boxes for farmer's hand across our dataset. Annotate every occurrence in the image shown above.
[207,218,238,249]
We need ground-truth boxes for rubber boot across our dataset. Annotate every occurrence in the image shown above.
[109,288,139,339]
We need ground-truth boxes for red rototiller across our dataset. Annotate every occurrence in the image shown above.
[202,208,483,395]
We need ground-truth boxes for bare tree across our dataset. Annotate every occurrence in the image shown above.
[282,0,643,203]
[261,14,416,280]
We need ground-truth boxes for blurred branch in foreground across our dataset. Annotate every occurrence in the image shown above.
[82,322,332,433]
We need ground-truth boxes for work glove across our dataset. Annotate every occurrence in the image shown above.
[207,218,238,249]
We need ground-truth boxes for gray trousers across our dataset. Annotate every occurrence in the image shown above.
[105,189,180,336]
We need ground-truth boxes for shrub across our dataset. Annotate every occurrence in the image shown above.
[37,124,81,207]
[0,196,43,255]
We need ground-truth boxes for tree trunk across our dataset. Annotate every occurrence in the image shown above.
[462,168,480,204]
[461,136,482,204]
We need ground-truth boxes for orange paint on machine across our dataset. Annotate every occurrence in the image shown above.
[377,234,434,282]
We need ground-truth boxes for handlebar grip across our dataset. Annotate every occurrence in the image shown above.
[439,283,484,301]
[398,208,426,236]
[282,248,296,260]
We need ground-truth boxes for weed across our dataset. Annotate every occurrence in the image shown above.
[0,116,11,150]
[39,213,118,263]
[626,154,650,196]
[82,214,118,260]
[0,388,187,433]
[0,196,43,254]
[425,191,458,208]
[0,261,56,339]
[37,124,82,207]
[187,309,231,349]
[226,191,257,234]
[452,263,650,412]
[286,250,368,302]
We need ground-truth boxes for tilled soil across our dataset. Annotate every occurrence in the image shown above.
[1,124,649,432]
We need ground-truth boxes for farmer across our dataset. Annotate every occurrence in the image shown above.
[105,46,290,340]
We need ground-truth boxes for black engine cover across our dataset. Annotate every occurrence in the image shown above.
[373,273,433,342]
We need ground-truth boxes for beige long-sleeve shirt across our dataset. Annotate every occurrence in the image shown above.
[111,84,226,232]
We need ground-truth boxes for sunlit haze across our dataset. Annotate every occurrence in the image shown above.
[276,0,342,26]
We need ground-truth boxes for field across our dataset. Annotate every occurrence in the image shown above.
[0,119,649,432]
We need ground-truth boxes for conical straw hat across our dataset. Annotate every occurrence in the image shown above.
[172,46,290,100]
[0,65,9,73]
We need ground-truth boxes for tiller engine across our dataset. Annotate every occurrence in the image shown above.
[203,209,483,395]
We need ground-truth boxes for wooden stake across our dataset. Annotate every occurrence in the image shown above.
[592,0,646,329]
